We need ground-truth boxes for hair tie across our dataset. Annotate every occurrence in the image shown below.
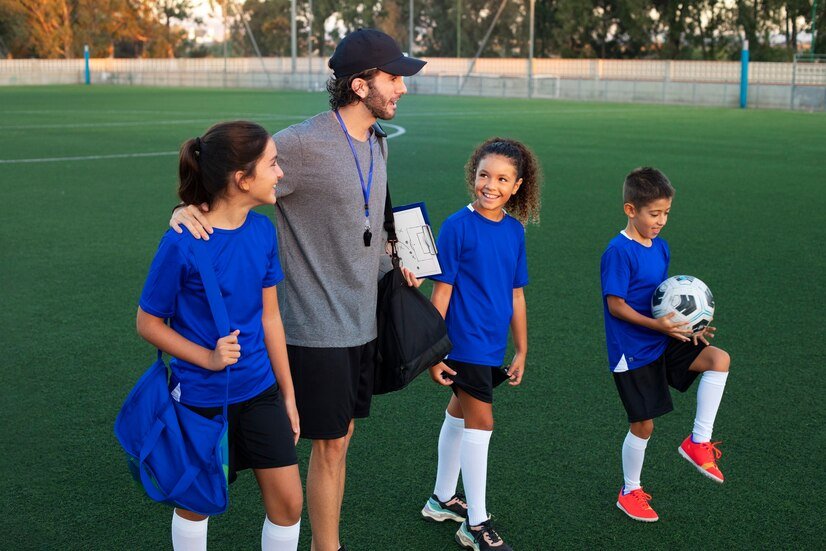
[194,137,202,156]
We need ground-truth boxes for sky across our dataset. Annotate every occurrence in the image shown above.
[186,0,225,43]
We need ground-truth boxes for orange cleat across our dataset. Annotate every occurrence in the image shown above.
[616,487,659,522]
[678,435,724,483]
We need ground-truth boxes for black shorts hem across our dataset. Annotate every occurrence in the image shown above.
[242,458,299,470]
[446,359,502,404]
[300,428,349,440]
[626,405,674,423]
[451,382,493,404]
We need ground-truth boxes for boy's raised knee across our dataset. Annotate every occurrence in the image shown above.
[710,347,730,372]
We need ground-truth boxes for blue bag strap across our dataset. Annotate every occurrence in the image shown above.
[138,419,200,503]
[189,238,232,418]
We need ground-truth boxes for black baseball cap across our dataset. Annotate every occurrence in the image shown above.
[328,28,426,78]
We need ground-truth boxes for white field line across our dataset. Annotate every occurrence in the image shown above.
[0,113,307,131]
[0,122,406,164]
[0,151,178,164]
[0,106,644,131]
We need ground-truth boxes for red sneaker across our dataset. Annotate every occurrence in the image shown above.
[679,435,724,483]
[616,487,659,522]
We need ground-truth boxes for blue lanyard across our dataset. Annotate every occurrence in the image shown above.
[334,110,374,222]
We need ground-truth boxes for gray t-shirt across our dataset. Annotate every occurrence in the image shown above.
[273,111,389,347]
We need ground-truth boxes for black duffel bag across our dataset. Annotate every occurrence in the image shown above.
[373,186,452,395]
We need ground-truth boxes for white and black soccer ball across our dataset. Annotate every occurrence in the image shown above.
[651,275,715,334]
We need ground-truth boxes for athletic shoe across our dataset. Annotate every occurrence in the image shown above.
[421,493,468,522]
[678,435,724,483]
[616,487,659,522]
[455,519,512,550]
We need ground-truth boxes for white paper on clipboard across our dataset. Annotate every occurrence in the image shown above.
[392,202,442,278]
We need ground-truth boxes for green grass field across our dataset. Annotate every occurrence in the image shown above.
[1,85,824,549]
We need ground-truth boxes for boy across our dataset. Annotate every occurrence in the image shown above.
[600,167,731,522]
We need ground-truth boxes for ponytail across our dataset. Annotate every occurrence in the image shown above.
[178,138,211,205]
[176,121,271,207]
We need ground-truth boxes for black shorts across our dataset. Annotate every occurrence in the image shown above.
[184,384,298,483]
[613,339,707,423]
[447,359,510,404]
[288,339,376,440]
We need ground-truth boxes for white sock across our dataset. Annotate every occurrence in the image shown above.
[433,411,465,502]
[693,370,729,443]
[261,517,300,551]
[460,428,492,526]
[171,510,208,551]
[621,431,648,494]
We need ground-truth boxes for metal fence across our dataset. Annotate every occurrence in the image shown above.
[1,57,824,111]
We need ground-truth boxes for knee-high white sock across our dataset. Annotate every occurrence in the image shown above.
[460,428,492,526]
[433,411,465,502]
[693,370,729,443]
[622,431,648,494]
[171,510,208,551]
[261,517,300,551]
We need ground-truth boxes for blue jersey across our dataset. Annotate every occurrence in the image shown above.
[139,212,283,407]
[600,231,669,372]
[431,205,529,367]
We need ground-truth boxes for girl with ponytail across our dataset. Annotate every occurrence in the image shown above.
[136,121,303,551]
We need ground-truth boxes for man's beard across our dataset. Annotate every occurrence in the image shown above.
[362,86,395,120]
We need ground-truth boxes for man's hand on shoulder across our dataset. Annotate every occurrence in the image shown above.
[171,203,213,240]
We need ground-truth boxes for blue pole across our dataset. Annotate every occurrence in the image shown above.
[739,40,749,109]
[84,45,90,85]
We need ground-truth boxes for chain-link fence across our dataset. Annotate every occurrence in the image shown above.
[1,57,824,111]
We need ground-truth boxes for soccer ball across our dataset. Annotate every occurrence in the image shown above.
[651,275,715,334]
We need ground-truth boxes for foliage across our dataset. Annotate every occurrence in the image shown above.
[0,0,823,60]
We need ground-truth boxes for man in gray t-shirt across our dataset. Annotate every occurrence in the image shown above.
[172,29,425,551]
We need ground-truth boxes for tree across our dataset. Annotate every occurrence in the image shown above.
[0,0,29,57]
[11,0,74,58]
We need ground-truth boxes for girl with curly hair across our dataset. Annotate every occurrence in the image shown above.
[420,138,542,551]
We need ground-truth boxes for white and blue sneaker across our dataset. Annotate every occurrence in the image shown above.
[421,493,468,523]
[455,519,512,550]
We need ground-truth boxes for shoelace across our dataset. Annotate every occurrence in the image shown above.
[629,489,654,509]
[702,441,723,460]
[450,493,468,508]
[473,520,503,544]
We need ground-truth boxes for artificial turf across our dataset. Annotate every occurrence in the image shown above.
[0,85,823,549]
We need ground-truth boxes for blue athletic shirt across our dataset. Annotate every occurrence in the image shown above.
[139,211,283,407]
[431,205,529,367]
[600,230,669,372]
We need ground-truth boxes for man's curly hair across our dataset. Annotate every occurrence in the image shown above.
[326,69,379,110]
[464,137,543,225]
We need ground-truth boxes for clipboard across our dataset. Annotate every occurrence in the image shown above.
[392,202,442,278]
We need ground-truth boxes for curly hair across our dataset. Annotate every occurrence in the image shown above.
[326,69,379,110]
[464,137,542,225]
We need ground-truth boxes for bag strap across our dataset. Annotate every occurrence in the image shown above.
[189,238,231,418]
[374,122,400,269]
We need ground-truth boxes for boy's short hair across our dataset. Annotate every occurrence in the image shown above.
[623,167,675,208]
